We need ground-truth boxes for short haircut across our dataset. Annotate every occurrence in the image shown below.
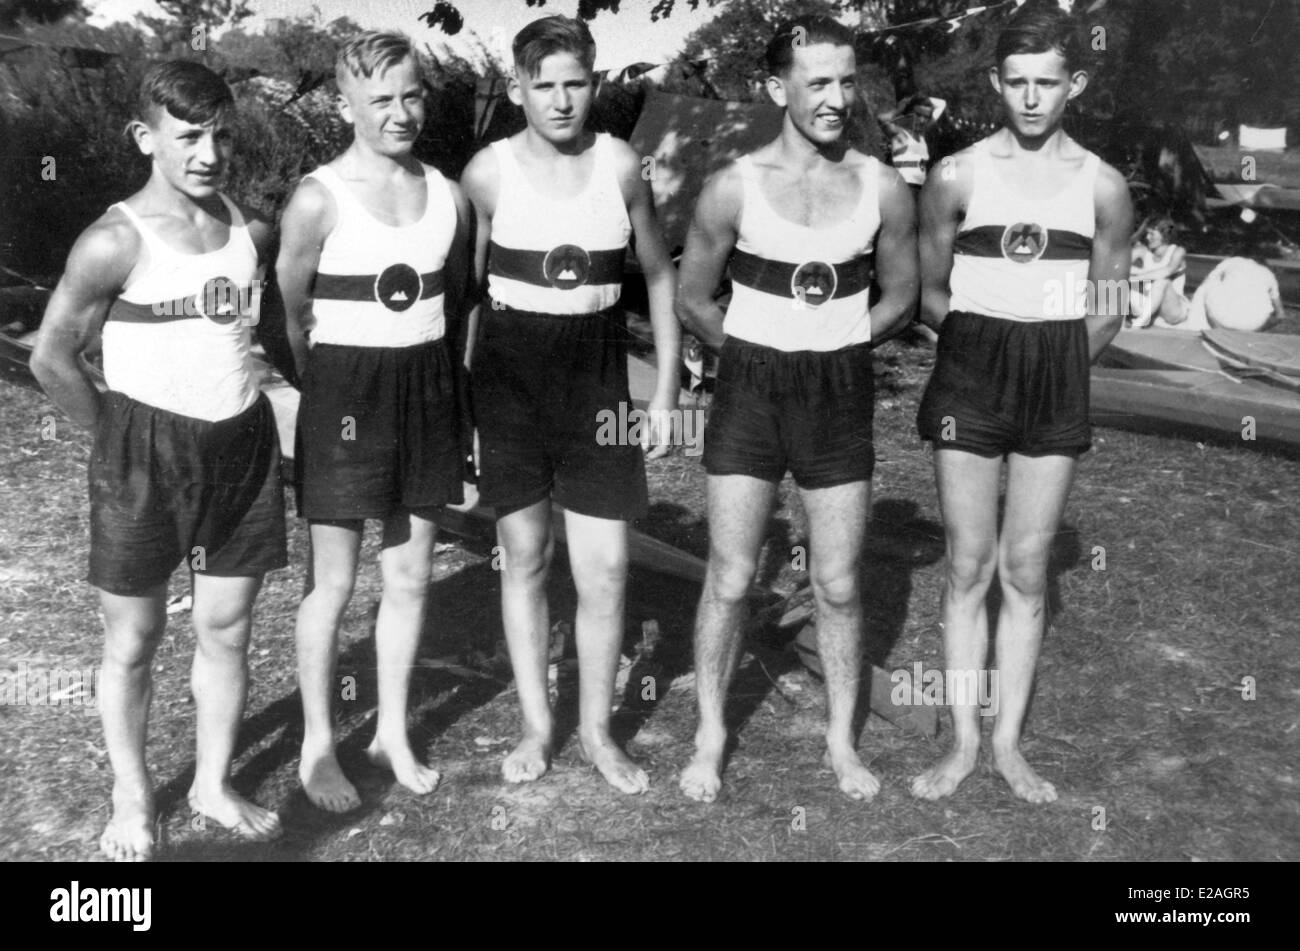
[137,60,233,126]
[1143,215,1178,242]
[512,15,596,79]
[764,15,856,77]
[336,30,419,88]
[995,2,1085,74]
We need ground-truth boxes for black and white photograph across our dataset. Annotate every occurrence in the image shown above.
[0,0,1294,887]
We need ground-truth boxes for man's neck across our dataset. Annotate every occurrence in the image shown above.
[137,173,224,223]
[775,119,848,172]
[997,123,1071,157]
[519,125,592,159]
[341,141,420,178]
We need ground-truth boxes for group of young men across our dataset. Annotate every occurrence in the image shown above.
[32,3,1132,861]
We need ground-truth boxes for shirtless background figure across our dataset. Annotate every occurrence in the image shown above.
[32,61,288,859]
[912,4,1132,803]
[676,15,918,803]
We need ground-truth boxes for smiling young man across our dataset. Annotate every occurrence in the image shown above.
[911,4,1132,803]
[676,15,918,803]
[32,61,287,860]
[276,31,471,812]
[460,15,679,794]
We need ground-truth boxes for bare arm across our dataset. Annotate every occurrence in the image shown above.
[617,140,680,456]
[442,180,474,365]
[243,210,299,386]
[273,178,334,382]
[459,147,498,371]
[1130,244,1185,282]
[675,164,742,353]
[1086,162,1135,361]
[868,164,919,345]
[30,215,136,429]
[917,152,968,330]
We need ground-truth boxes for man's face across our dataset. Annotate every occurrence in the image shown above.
[339,57,425,157]
[989,49,1085,140]
[510,51,595,145]
[768,42,857,147]
[135,107,233,200]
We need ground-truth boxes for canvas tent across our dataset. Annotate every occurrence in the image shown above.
[629,89,784,254]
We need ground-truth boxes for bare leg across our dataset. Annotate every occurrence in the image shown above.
[295,521,363,812]
[187,573,282,839]
[496,501,556,783]
[680,475,775,803]
[96,585,166,861]
[564,510,647,794]
[801,480,878,801]
[365,510,441,795]
[990,452,1075,804]
[911,448,1001,800]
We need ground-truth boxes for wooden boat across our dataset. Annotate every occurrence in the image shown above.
[1202,327,1300,379]
[1090,366,1300,450]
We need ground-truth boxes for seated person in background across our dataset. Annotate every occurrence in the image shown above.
[1178,256,1285,332]
[1128,215,1187,327]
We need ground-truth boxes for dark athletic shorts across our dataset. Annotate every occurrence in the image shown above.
[88,390,288,597]
[916,310,1091,457]
[471,301,648,521]
[702,336,876,489]
[296,339,463,520]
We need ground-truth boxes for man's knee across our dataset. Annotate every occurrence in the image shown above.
[999,544,1048,600]
[382,554,432,602]
[571,547,627,602]
[704,551,757,605]
[501,537,553,585]
[810,562,859,613]
[947,545,997,595]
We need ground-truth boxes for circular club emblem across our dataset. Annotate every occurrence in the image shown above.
[1001,222,1048,263]
[200,275,242,324]
[791,260,838,307]
[374,263,422,312]
[543,244,591,290]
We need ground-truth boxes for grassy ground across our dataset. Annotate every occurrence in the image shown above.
[1,335,1297,862]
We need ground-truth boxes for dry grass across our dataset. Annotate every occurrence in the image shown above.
[1,336,1298,862]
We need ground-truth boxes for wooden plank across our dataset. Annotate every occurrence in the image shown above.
[1202,327,1300,378]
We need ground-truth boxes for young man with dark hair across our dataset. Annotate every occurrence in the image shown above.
[33,60,287,860]
[460,15,679,794]
[676,15,918,803]
[912,4,1132,802]
[277,31,471,812]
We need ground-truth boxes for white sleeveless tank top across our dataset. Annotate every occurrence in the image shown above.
[305,163,457,347]
[103,193,260,421]
[949,137,1100,321]
[486,133,630,315]
[724,154,882,352]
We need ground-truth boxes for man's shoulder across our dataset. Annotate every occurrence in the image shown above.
[460,142,501,194]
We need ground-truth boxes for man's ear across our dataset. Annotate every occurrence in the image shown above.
[765,74,787,108]
[129,119,153,156]
[1067,69,1089,100]
[987,65,1001,96]
[336,89,353,125]
[505,70,524,106]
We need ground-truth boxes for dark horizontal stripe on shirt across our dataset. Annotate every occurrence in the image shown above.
[313,270,444,302]
[954,225,1092,260]
[106,293,252,323]
[488,242,625,288]
[728,247,873,301]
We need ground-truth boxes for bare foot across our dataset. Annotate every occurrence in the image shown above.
[187,785,282,841]
[299,742,361,813]
[911,745,979,800]
[993,742,1057,804]
[578,732,649,795]
[824,746,880,802]
[679,737,725,803]
[366,738,441,795]
[100,784,156,862]
[502,729,551,784]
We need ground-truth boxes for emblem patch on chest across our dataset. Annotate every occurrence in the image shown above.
[543,244,591,290]
[375,263,422,311]
[791,261,838,306]
[1001,223,1048,263]
[199,276,243,324]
